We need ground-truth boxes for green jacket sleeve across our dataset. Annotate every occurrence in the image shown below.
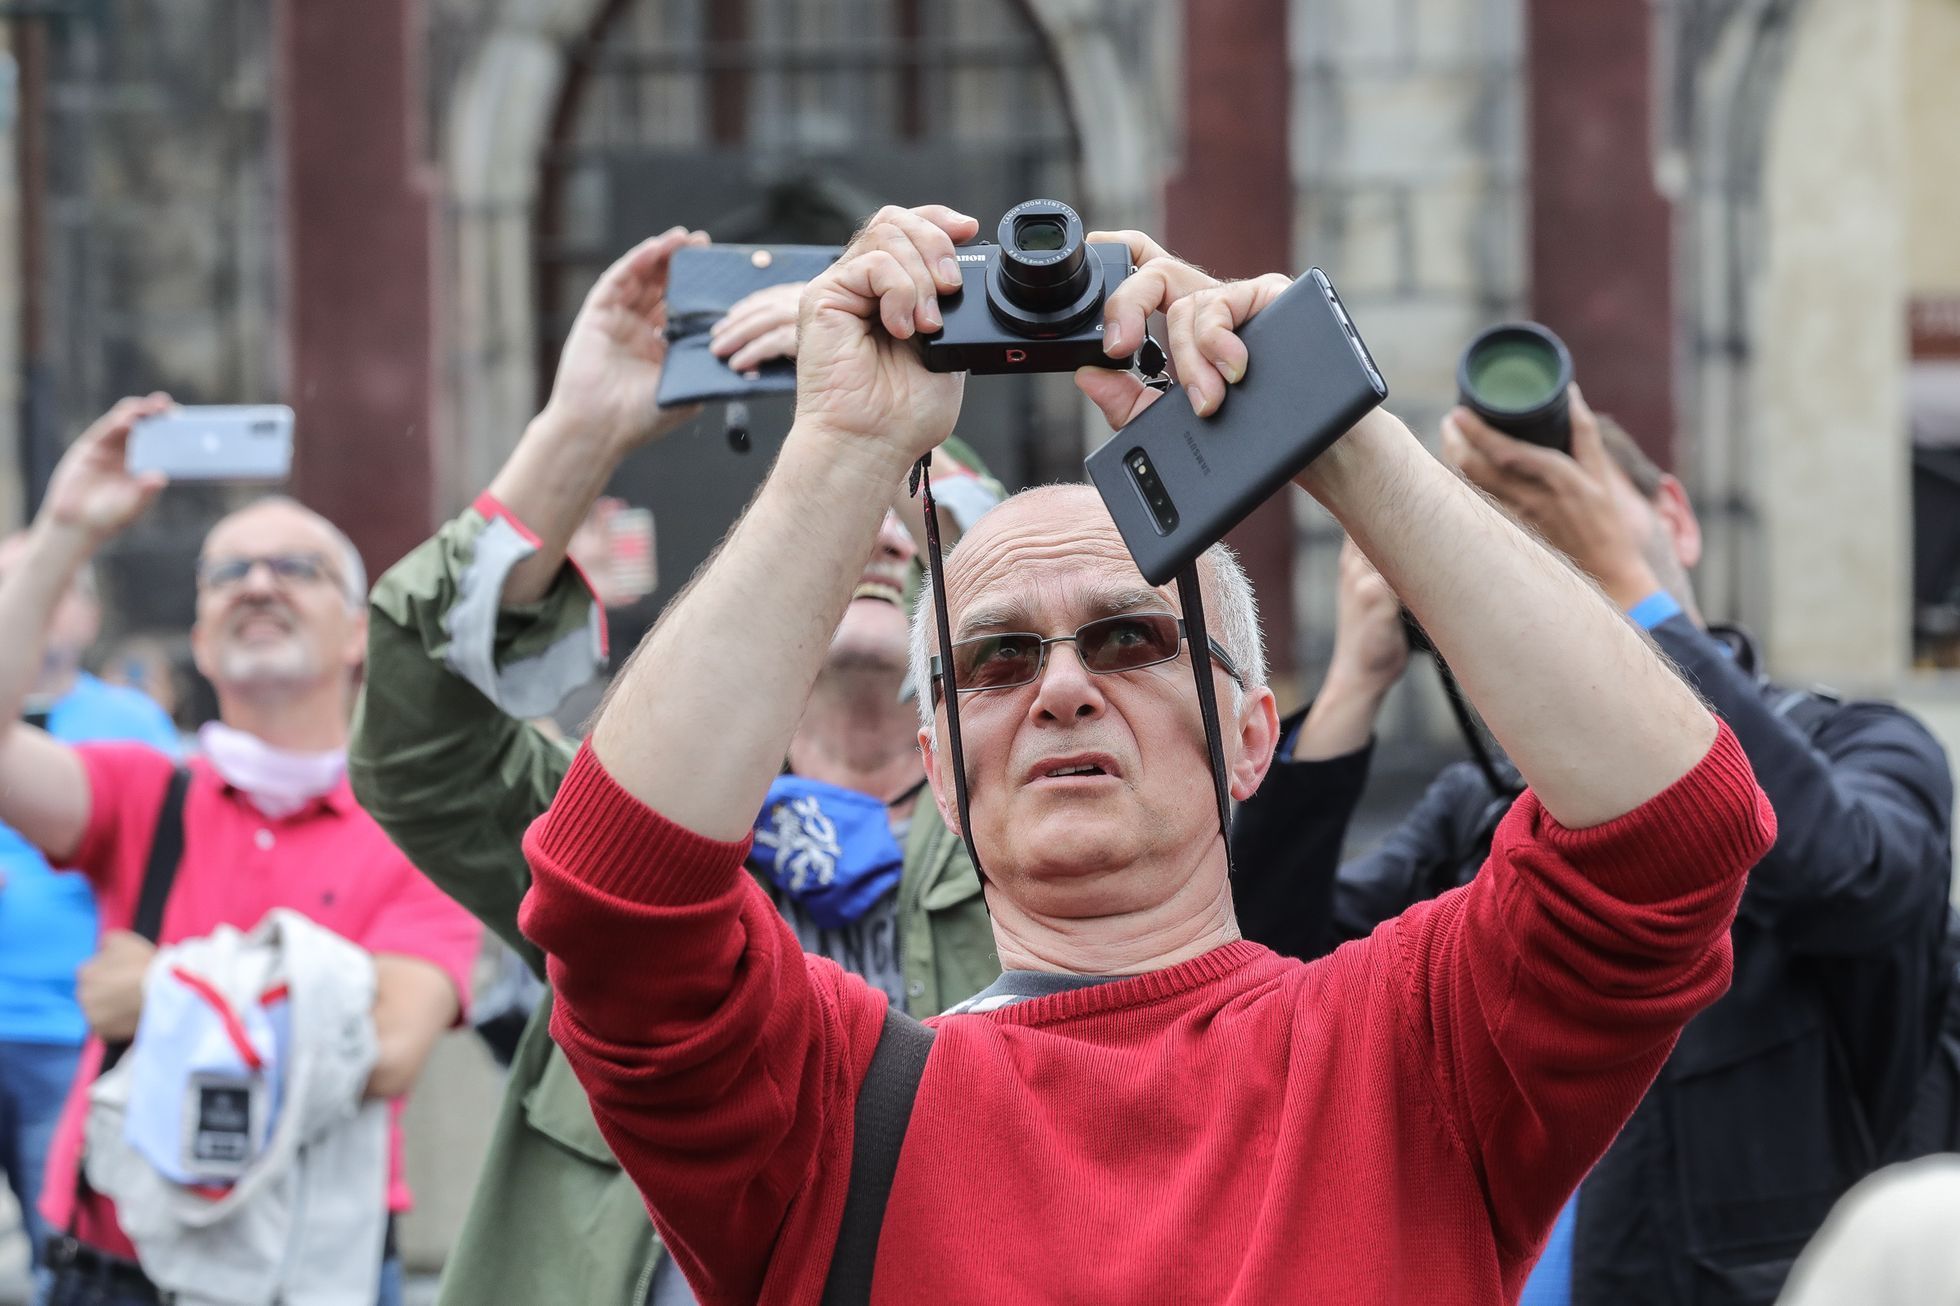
[351,504,596,974]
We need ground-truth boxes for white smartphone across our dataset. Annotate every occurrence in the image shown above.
[127,405,294,482]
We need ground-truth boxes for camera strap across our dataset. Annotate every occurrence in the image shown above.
[916,453,987,884]
[913,455,1237,885]
[1174,562,1237,877]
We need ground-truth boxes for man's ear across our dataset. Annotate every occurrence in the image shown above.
[1654,475,1702,571]
[1229,685,1282,803]
[343,608,370,673]
[918,725,963,836]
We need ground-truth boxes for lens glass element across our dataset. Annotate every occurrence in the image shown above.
[1014,216,1068,253]
[991,200,1095,323]
[1464,340,1562,411]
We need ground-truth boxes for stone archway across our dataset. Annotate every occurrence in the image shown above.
[440,0,612,502]
[1662,0,1912,683]
[1661,0,1810,639]
[437,0,1171,509]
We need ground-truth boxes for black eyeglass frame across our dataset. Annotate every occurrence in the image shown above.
[928,613,1243,707]
[195,551,340,592]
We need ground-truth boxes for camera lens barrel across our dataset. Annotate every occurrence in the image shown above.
[987,199,1105,336]
[1457,322,1573,451]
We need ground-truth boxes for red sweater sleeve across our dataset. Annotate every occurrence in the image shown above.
[1386,721,1774,1282]
[517,744,889,1306]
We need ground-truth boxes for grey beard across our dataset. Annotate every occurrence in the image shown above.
[216,644,319,692]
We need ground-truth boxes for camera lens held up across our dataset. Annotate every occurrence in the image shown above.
[917,199,1136,375]
[1457,322,1573,452]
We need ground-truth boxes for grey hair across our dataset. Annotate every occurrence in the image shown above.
[211,495,368,610]
[908,530,1268,741]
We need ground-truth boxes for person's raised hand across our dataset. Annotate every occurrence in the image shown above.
[1327,536,1409,694]
[1440,385,1660,607]
[39,394,174,546]
[542,225,710,454]
[1076,258,1292,436]
[1293,537,1409,761]
[710,280,805,374]
[1071,231,1229,430]
[792,204,979,469]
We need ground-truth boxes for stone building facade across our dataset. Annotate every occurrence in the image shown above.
[4,0,1957,1276]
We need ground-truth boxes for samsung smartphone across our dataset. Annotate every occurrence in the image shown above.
[1084,269,1387,586]
[126,405,294,482]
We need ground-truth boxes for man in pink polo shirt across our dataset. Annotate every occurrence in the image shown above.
[0,395,479,1306]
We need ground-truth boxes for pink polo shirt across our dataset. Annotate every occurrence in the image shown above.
[40,743,480,1259]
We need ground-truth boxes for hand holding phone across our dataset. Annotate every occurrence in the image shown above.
[126,405,294,482]
[1083,269,1387,585]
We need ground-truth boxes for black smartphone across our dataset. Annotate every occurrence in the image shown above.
[656,244,840,408]
[1084,268,1387,586]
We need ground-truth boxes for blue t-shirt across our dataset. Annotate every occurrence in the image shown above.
[0,673,180,1044]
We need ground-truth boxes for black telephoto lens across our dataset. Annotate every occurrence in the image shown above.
[1457,322,1574,452]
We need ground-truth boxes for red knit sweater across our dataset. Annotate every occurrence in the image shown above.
[520,724,1772,1305]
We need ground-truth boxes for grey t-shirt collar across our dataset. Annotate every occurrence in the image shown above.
[943,969,1123,1016]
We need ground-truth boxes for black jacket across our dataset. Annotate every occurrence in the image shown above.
[1232,616,1957,1306]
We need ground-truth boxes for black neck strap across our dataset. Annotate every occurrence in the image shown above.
[914,456,1237,883]
[917,454,987,883]
[1176,561,1237,876]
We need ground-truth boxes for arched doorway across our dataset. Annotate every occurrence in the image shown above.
[532,0,1084,647]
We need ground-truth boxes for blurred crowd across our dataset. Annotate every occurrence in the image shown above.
[0,209,1951,1306]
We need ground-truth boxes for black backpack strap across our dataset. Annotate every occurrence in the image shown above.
[98,766,191,1076]
[820,1007,935,1306]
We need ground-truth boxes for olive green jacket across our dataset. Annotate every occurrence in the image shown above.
[349,505,994,1306]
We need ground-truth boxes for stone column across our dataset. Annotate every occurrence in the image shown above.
[1527,0,1675,467]
[1289,0,1527,727]
[1165,0,1298,678]
[281,0,438,573]
[1751,0,1909,684]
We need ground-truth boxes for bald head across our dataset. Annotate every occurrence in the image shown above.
[906,482,1281,925]
[909,485,1266,733]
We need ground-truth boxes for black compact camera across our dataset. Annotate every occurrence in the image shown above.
[916,199,1135,375]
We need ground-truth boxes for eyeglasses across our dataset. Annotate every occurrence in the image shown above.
[928,612,1243,705]
[197,552,340,593]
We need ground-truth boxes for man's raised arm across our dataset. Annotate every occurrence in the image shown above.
[0,395,172,863]
[518,206,979,1302]
[1307,406,1713,825]
[353,227,723,962]
[1077,263,1771,1281]
[1080,269,1712,826]
[584,205,977,837]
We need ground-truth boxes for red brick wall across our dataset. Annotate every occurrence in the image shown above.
[280,0,437,574]
[1527,0,1677,468]
[1165,0,1297,675]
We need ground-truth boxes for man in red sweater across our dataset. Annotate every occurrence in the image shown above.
[518,207,1776,1304]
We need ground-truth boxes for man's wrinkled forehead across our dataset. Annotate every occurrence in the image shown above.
[943,486,1161,631]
